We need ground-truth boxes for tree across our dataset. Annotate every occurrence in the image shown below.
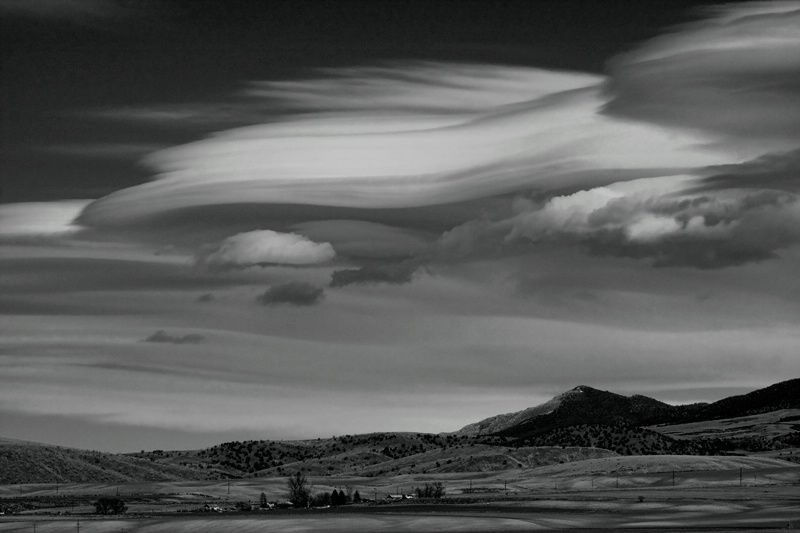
[330,489,341,506]
[235,501,252,511]
[94,497,127,515]
[415,482,445,499]
[353,490,361,503]
[286,471,312,508]
[312,491,331,507]
[260,492,268,508]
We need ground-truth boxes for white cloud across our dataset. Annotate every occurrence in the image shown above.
[199,230,335,269]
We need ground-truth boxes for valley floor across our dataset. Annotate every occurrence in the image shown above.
[2,456,799,532]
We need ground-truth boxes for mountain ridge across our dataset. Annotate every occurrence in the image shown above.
[457,379,800,439]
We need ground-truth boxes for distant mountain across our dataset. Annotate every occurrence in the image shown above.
[457,385,673,439]
[456,378,800,440]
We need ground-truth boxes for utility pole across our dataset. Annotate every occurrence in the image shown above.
[76,520,81,533]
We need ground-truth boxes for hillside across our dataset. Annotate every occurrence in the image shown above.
[126,433,617,479]
[0,438,210,484]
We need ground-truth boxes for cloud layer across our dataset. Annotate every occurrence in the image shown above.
[605,1,800,147]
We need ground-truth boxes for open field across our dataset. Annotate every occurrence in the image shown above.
[2,455,798,531]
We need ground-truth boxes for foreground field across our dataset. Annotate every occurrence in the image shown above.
[2,455,799,532]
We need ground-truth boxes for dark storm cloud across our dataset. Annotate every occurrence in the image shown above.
[142,330,205,344]
[257,282,325,306]
[330,261,420,288]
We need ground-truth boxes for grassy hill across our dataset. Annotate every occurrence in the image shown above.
[0,438,210,484]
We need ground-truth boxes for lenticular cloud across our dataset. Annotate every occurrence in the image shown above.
[78,64,730,229]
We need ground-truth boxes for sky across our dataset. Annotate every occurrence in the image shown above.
[1,0,800,453]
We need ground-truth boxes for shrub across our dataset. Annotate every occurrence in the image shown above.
[235,501,252,511]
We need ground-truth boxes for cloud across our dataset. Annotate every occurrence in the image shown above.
[65,2,800,279]
[604,1,800,147]
[77,61,734,230]
[330,261,420,288]
[496,178,800,268]
[142,330,205,344]
[257,282,325,306]
[0,201,90,239]
[198,230,335,270]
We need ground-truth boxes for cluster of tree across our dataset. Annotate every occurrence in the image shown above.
[285,472,364,508]
[415,482,445,499]
[94,497,127,515]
